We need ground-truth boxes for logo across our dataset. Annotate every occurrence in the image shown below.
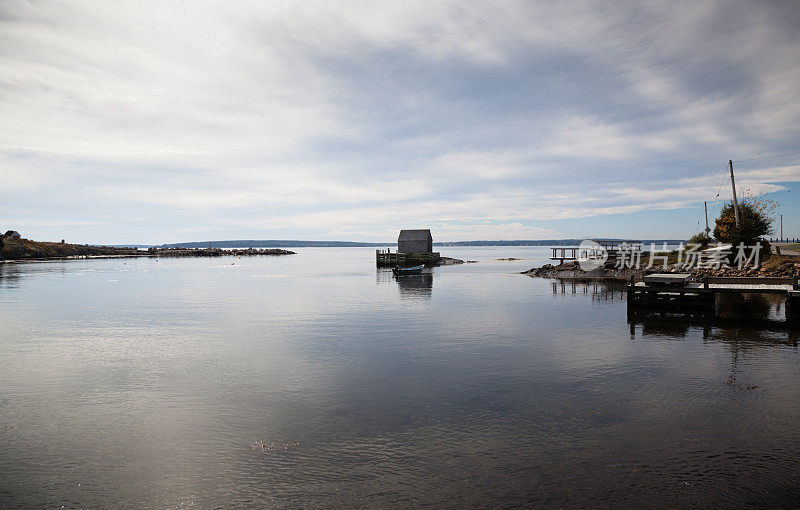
[577,240,608,271]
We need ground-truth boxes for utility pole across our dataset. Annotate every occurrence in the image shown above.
[729,160,740,228]
[704,201,710,239]
[780,214,783,242]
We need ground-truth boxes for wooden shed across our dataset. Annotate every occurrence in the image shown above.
[376,229,439,266]
[398,229,433,254]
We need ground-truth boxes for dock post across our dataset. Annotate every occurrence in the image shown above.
[788,292,800,328]
[626,275,636,308]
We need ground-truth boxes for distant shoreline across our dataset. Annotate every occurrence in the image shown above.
[1,236,690,262]
[155,239,687,249]
[0,238,295,262]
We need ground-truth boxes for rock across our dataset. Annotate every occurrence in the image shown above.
[435,257,464,266]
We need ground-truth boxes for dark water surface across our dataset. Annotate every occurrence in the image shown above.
[1,247,799,508]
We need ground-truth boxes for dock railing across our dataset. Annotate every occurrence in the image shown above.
[376,248,440,267]
[550,240,648,265]
[551,247,578,263]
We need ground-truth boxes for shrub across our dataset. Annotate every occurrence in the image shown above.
[686,232,711,247]
[713,201,774,246]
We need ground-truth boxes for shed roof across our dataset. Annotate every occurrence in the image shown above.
[398,229,432,241]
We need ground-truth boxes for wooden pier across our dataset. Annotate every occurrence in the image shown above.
[627,274,800,324]
[551,247,579,264]
[550,240,633,264]
[376,248,441,267]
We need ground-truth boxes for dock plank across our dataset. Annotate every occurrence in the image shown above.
[643,273,692,285]
[633,282,792,294]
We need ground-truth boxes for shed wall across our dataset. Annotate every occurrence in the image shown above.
[398,239,432,253]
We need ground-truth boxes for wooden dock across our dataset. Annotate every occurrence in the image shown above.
[627,274,800,324]
[376,249,441,267]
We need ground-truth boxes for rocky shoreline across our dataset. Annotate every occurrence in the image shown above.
[524,263,641,281]
[525,255,800,281]
[435,256,465,266]
[0,238,296,262]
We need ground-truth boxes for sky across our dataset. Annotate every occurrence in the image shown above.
[1,1,800,244]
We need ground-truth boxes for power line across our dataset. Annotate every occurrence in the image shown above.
[765,187,798,194]
[703,158,797,228]
[733,150,800,164]
[714,161,729,198]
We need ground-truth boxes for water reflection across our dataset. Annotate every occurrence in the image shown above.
[396,272,433,302]
[374,268,434,303]
[716,292,784,321]
[0,261,77,290]
[546,278,798,341]
[628,293,790,331]
[628,296,799,343]
[0,263,23,289]
[551,279,627,301]
[375,268,394,286]
[629,309,800,401]
[6,254,800,507]
[627,311,709,338]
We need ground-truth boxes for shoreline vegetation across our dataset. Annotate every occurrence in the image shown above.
[0,238,295,262]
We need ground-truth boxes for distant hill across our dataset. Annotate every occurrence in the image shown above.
[436,239,687,246]
[158,239,688,248]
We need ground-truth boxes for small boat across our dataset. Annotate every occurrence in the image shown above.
[392,264,425,276]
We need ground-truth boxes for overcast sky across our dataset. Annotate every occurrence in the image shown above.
[2,1,800,244]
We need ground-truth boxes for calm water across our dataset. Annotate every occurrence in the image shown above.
[1,247,799,508]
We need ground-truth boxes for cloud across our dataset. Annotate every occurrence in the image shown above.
[1,1,799,243]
